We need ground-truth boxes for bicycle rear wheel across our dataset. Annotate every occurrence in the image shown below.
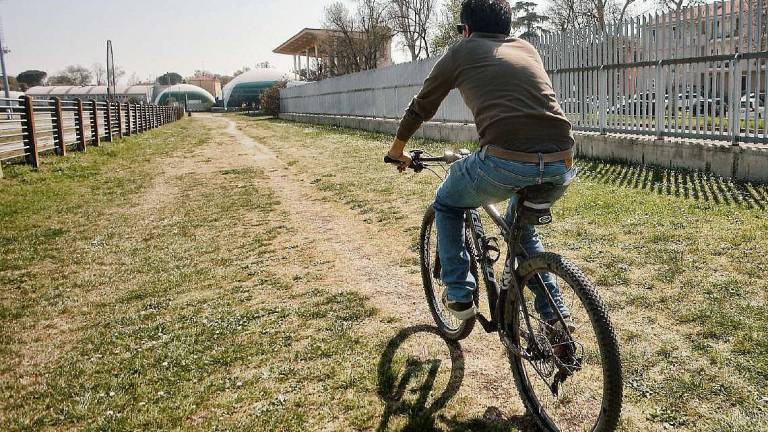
[420,205,479,340]
[504,252,622,432]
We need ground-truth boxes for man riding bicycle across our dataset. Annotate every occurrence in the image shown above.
[387,0,576,324]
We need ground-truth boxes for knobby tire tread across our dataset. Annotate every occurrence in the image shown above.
[420,205,478,341]
[509,252,623,432]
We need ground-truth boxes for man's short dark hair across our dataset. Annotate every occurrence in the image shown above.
[459,0,512,35]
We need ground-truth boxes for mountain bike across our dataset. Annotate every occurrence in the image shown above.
[385,149,623,432]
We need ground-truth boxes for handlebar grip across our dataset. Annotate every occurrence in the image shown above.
[384,155,400,164]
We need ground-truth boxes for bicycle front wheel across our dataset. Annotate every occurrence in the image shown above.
[419,205,478,340]
[504,252,623,432]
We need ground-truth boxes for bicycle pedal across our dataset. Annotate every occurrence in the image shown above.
[476,313,498,333]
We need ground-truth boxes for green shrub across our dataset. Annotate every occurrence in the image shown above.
[260,80,287,116]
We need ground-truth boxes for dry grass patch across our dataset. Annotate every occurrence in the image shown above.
[235,115,768,431]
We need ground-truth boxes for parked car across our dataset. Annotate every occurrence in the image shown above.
[739,92,765,120]
[693,97,727,116]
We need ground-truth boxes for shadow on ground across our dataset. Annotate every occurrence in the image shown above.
[577,159,768,210]
[376,325,536,432]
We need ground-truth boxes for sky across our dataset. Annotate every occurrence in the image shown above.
[1,0,659,84]
[0,0,417,83]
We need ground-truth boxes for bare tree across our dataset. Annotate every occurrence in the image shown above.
[127,72,141,86]
[657,0,704,13]
[324,0,392,75]
[546,0,640,33]
[48,65,93,86]
[432,0,462,53]
[92,63,106,85]
[388,0,435,60]
[547,0,592,32]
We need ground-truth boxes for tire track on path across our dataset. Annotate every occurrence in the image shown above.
[215,115,528,425]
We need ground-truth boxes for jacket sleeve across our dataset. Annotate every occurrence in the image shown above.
[396,50,457,141]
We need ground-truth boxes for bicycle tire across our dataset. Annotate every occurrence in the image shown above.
[419,205,479,341]
[505,252,623,432]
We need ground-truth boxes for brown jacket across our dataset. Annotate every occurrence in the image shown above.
[396,32,574,153]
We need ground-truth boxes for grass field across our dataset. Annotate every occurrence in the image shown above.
[1,114,767,431]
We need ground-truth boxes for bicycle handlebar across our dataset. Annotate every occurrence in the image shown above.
[384,149,468,172]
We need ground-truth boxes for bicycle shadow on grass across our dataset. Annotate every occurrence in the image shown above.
[376,324,535,432]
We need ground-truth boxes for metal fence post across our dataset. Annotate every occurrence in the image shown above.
[105,102,113,142]
[90,99,100,146]
[116,102,124,138]
[655,60,665,140]
[76,98,86,151]
[52,97,66,156]
[728,54,741,145]
[599,66,607,134]
[22,95,40,168]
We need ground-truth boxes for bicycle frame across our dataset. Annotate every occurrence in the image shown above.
[385,149,573,357]
[465,203,573,360]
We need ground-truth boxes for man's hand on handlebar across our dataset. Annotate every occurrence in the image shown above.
[387,138,412,172]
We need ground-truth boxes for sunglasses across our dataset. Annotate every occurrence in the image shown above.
[456,24,466,34]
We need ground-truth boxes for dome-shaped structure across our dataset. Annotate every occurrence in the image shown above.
[223,68,299,109]
[154,84,215,111]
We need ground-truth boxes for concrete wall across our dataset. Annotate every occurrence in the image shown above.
[279,113,768,183]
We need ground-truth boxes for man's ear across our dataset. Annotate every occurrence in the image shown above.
[464,25,471,37]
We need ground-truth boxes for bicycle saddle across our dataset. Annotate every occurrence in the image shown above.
[516,183,567,225]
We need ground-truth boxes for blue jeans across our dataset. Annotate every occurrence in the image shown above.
[433,147,576,321]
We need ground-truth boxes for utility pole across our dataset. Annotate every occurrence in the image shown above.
[0,21,10,99]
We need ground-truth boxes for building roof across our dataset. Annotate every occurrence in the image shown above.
[153,84,215,104]
[26,85,153,96]
[273,28,356,56]
[1,91,25,100]
[222,68,300,107]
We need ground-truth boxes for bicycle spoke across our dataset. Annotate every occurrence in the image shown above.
[513,271,609,431]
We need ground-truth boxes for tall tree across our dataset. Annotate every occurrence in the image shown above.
[127,72,141,86]
[432,0,462,53]
[48,65,93,86]
[657,0,704,13]
[16,70,47,89]
[156,72,183,85]
[0,75,20,91]
[388,0,435,60]
[112,66,126,84]
[92,63,106,85]
[324,0,392,75]
[546,0,639,33]
[512,1,548,39]
[233,66,251,77]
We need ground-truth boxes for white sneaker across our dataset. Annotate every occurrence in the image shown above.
[441,291,477,320]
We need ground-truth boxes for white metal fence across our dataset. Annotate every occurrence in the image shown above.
[281,0,768,144]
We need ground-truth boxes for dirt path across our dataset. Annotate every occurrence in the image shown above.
[210,115,527,422]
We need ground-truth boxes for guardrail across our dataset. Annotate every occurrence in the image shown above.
[0,96,184,173]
